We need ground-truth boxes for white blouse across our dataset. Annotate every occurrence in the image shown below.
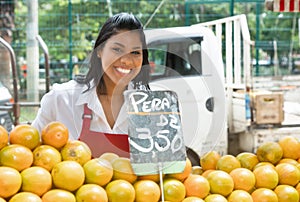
[31,80,129,140]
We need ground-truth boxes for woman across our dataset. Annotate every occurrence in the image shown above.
[32,13,150,157]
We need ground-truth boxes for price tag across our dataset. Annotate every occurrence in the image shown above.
[125,90,187,175]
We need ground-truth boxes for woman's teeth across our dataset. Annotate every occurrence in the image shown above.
[116,67,131,74]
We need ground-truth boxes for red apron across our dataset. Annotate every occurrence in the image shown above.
[79,104,130,158]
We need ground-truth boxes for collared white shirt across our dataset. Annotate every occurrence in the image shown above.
[31,80,129,140]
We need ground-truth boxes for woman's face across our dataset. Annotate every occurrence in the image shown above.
[98,30,143,87]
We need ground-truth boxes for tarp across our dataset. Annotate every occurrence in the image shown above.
[273,0,300,12]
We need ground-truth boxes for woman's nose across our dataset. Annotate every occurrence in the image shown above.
[120,53,133,66]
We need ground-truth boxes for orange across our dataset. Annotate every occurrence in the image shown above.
[99,152,120,163]
[0,166,22,198]
[216,154,241,173]
[167,158,192,181]
[256,141,283,164]
[251,188,278,202]
[253,165,278,189]
[191,166,203,175]
[201,169,214,178]
[278,135,300,160]
[106,179,135,202]
[253,161,275,170]
[51,160,85,192]
[206,170,234,197]
[274,184,299,202]
[8,192,42,202]
[295,182,300,197]
[229,168,256,192]
[236,152,259,171]
[20,166,52,196]
[61,140,92,165]
[182,196,204,202]
[32,144,62,171]
[133,180,161,202]
[227,190,253,202]
[0,144,33,171]
[277,158,300,172]
[0,125,8,150]
[42,189,76,202]
[275,163,300,186]
[277,158,299,166]
[41,121,69,149]
[138,173,164,183]
[112,157,137,184]
[75,184,108,202]
[9,124,40,150]
[83,158,113,186]
[183,174,210,199]
[200,151,221,171]
[204,194,227,202]
[162,178,186,202]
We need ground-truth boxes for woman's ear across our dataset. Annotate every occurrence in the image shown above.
[97,49,102,58]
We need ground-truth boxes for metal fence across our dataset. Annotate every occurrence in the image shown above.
[6,0,300,83]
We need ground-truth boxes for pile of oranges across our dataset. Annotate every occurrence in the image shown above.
[1,122,300,202]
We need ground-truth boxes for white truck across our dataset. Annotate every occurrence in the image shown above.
[145,26,228,158]
[144,14,256,159]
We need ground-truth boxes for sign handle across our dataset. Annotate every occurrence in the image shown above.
[159,162,164,202]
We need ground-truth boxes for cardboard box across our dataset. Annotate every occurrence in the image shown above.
[239,127,300,153]
[252,92,284,124]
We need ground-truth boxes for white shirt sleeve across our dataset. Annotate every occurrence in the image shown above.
[31,89,57,133]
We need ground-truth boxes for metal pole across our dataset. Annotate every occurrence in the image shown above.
[68,0,73,79]
[273,40,279,76]
[107,0,113,17]
[26,0,39,103]
[144,0,166,29]
[184,2,190,26]
[288,13,297,73]
[36,35,50,93]
[230,0,234,16]
[255,2,261,76]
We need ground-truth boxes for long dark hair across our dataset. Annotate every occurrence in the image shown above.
[78,13,150,93]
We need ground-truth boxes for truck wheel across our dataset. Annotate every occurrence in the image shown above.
[186,146,200,166]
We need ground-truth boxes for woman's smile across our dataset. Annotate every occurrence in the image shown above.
[115,67,132,74]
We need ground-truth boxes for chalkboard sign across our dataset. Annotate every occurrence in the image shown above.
[124,90,187,175]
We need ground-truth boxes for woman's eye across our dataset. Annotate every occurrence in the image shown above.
[112,47,122,53]
[132,51,142,55]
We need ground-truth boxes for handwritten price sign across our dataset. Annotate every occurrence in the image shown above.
[125,90,186,175]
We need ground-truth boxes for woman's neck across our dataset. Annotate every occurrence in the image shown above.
[97,75,127,129]
[100,74,127,97]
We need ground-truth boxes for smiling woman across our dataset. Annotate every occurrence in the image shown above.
[97,30,144,96]
[31,12,151,158]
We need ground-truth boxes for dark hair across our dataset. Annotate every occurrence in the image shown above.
[79,12,150,93]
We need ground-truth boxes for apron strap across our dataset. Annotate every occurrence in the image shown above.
[80,104,93,137]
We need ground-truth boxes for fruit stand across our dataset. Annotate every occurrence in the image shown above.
[1,121,300,202]
[1,14,300,201]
